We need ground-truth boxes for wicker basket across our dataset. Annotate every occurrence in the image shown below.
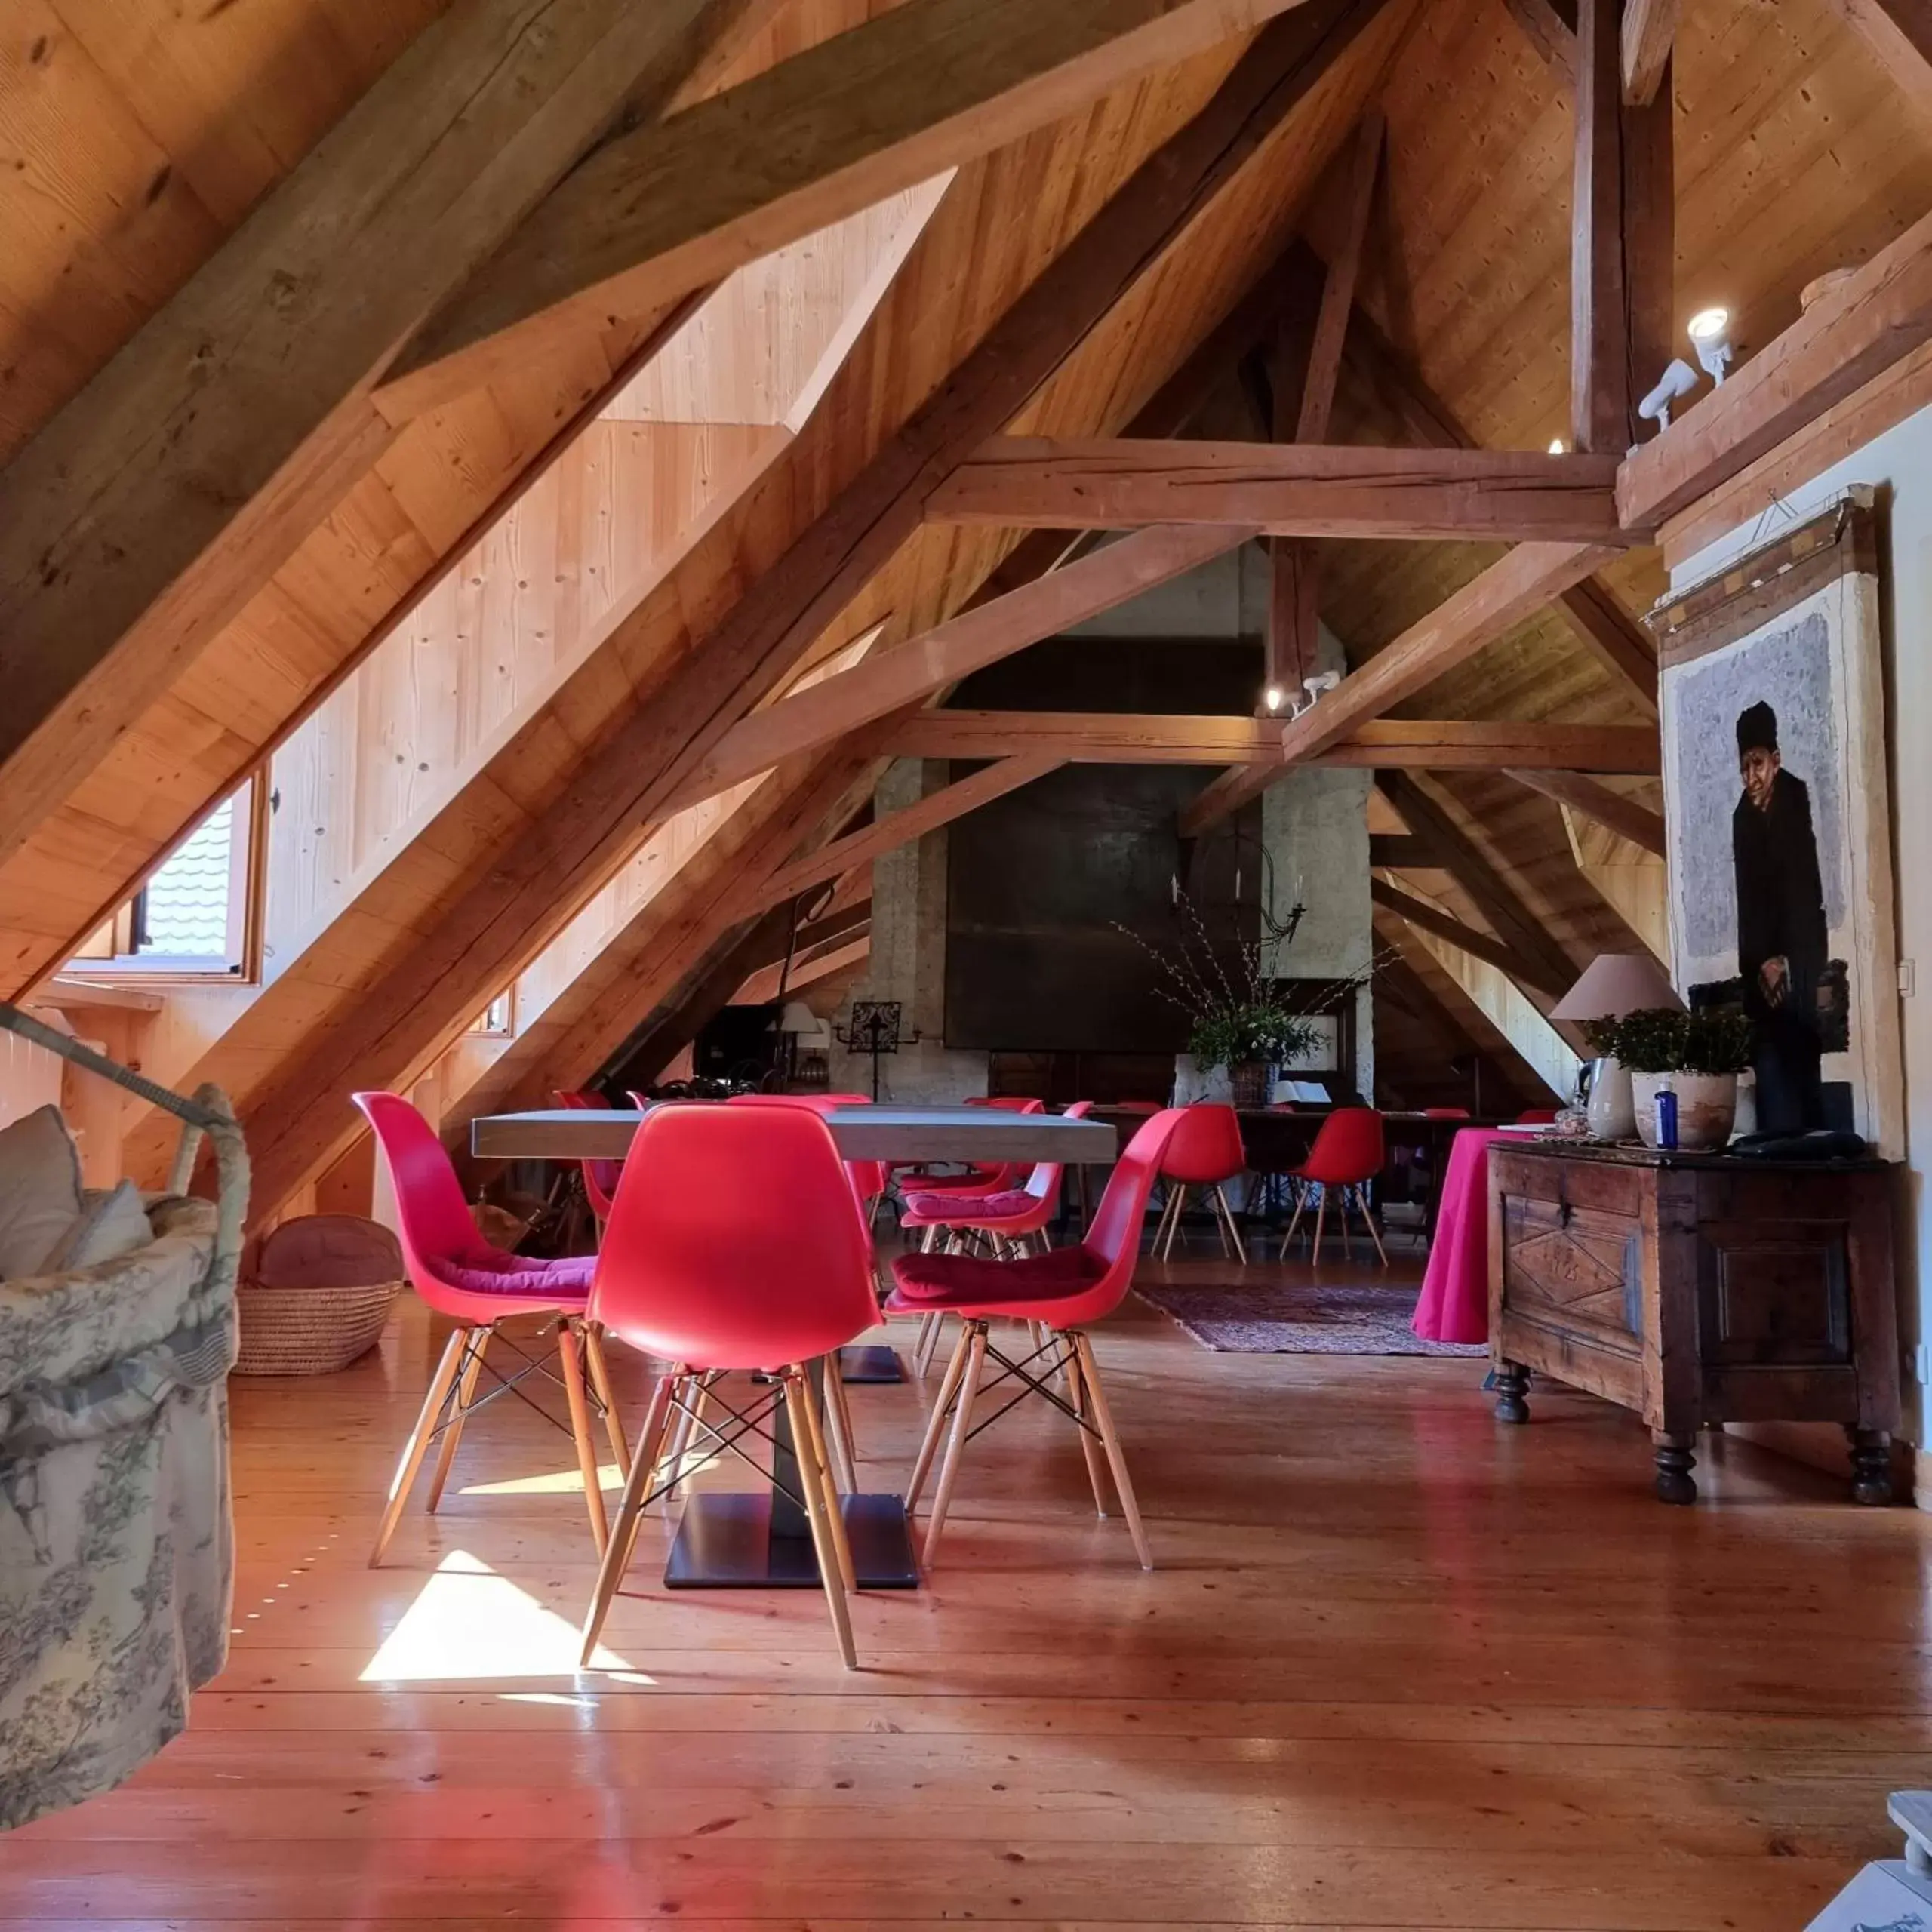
[234,1214,404,1377]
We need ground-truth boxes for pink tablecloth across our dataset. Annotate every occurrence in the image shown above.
[1411,1128,1511,1345]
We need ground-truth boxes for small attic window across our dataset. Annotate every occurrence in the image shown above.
[69,772,267,982]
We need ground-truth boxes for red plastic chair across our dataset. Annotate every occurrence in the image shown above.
[354,1092,625,1566]
[555,1088,623,1231]
[1423,1107,1472,1119]
[1515,1108,1560,1124]
[882,1108,1187,1571]
[1281,1106,1388,1266]
[1151,1103,1249,1263]
[580,1103,881,1669]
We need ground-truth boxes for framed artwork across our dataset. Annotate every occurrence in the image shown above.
[1651,490,1903,1154]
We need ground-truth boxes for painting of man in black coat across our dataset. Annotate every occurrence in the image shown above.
[1732,700,1829,1131]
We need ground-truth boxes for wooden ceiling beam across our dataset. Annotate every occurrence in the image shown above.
[1503,768,1666,854]
[0,0,763,876]
[1620,0,1679,104]
[930,442,1632,542]
[665,522,1254,811]
[748,755,1062,915]
[238,7,1400,1214]
[894,712,1661,770]
[377,0,1327,420]
[1269,112,1382,700]
[1370,878,1569,996]
[1375,772,1578,995]
[1370,835,1433,868]
[1618,204,1932,529]
[735,934,872,1007]
[1503,0,1578,78]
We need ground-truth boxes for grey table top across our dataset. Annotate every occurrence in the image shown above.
[469,1104,1119,1167]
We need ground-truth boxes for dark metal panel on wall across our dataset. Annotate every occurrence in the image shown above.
[944,635,1266,1054]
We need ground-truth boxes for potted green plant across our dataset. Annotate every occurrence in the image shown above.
[1117,895,1350,1108]
[1585,1007,1752,1150]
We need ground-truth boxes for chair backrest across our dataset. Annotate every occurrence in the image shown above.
[968,1096,1045,1112]
[725,1092,884,1208]
[1515,1108,1560,1124]
[353,1092,490,1287]
[1300,1106,1386,1186]
[1158,1102,1247,1184]
[1030,1108,1186,1327]
[1423,1107,1472,1119]
[554,1088,622,1213]
[1018,1100,1093,1201]
[593,1102,878,1371]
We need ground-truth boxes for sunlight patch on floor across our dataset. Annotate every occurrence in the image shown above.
[358,1549,631,1681]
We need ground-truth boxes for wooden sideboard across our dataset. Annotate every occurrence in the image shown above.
[1487,1141,1902,1504]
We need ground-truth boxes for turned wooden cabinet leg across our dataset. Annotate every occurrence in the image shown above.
[1652,1430,1697,1505]
[1847,1426,1895,1506]
[1492,1359,1529,1425]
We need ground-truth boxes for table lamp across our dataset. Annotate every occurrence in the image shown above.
[1550,953,1684,1141]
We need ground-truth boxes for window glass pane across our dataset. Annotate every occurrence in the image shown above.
[141,796,236,959]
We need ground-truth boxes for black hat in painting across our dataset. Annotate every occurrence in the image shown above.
[1736,700,1779,755]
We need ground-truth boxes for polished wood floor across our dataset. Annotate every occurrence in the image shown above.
[8,1231,1930,1929]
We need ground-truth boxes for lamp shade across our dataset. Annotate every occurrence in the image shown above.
[1549,952,1684,1023]
[778,1001,820,1035]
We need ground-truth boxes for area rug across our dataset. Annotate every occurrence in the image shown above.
[1135,1281,1487,1356]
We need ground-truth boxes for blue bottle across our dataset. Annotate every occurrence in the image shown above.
[1655,1086,1678,1151]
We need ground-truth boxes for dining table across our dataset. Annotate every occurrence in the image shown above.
[470,1103,1119,1595]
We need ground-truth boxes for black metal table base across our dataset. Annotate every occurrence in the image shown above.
[663,1492,921,1589]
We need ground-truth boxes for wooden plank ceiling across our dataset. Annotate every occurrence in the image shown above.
[5,0,1931,1217]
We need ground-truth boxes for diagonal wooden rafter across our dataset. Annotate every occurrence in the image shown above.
[928,441,1632,541]
[377,0,1321,420]
[1369,878,1570,996]
[1816,0,1932,122]
[666,523,1254,811]
[747,755,1063,915]
[1375,771,1578,996]
[0,0,771,875]
[1620,0,1680,104]
[1180,538,1620,834]
[232,0,1400,1217]
[1503,768,1666,854]
[1503,0,1578,76]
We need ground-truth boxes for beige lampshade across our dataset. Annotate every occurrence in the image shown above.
[1549,952,1684,1023]
[777,1001,821,1034]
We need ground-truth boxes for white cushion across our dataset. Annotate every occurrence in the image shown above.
[46,1180,153,1273]
[0,1105,84,1280]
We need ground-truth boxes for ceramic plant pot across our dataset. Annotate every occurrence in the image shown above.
[1632,1071,1738,1151]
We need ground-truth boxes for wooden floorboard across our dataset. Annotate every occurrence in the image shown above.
[8,1235,1927,1927]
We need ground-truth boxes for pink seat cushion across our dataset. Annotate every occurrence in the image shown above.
[432,1249,596,1300]
[889,1243,1106,1309]
[901,1187,1036,1222]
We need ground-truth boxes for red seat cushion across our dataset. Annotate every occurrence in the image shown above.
[432,1250,596,1300]
[888,1243,1105,1309]
[901,1187,1037,1222]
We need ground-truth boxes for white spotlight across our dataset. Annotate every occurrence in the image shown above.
[1548,437,1566,454]
[1687,306,1733,383]
[1638,358,1700,433]
[1263,685,1285,712]
[1303,671,1341,700]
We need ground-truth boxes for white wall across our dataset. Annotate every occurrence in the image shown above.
[1675,410,1932,1450]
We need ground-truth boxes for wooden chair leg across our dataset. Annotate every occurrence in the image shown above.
[579,1373,676,1666]
[795,1368,857,1592]
[1214,1185,1247,1265]
[425,1326,489,1512]
[1158,1186,1189,1260]
[581,1322,630,1473]
[1072,1332,1152,1570]
[558,1318,610,1555]
[1355,1186,1389,1268]
[784,1370,858,1669]
[1150,1186,1178,1257]
[921,1322,989,1571]
[820,1357,859,1493]
[1278,1186,1308,1260]
[1311,1189,1328,1265]
[369,1324,469,1568]
[906,1324,971,1515]
[1062,1335,1111,1518]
